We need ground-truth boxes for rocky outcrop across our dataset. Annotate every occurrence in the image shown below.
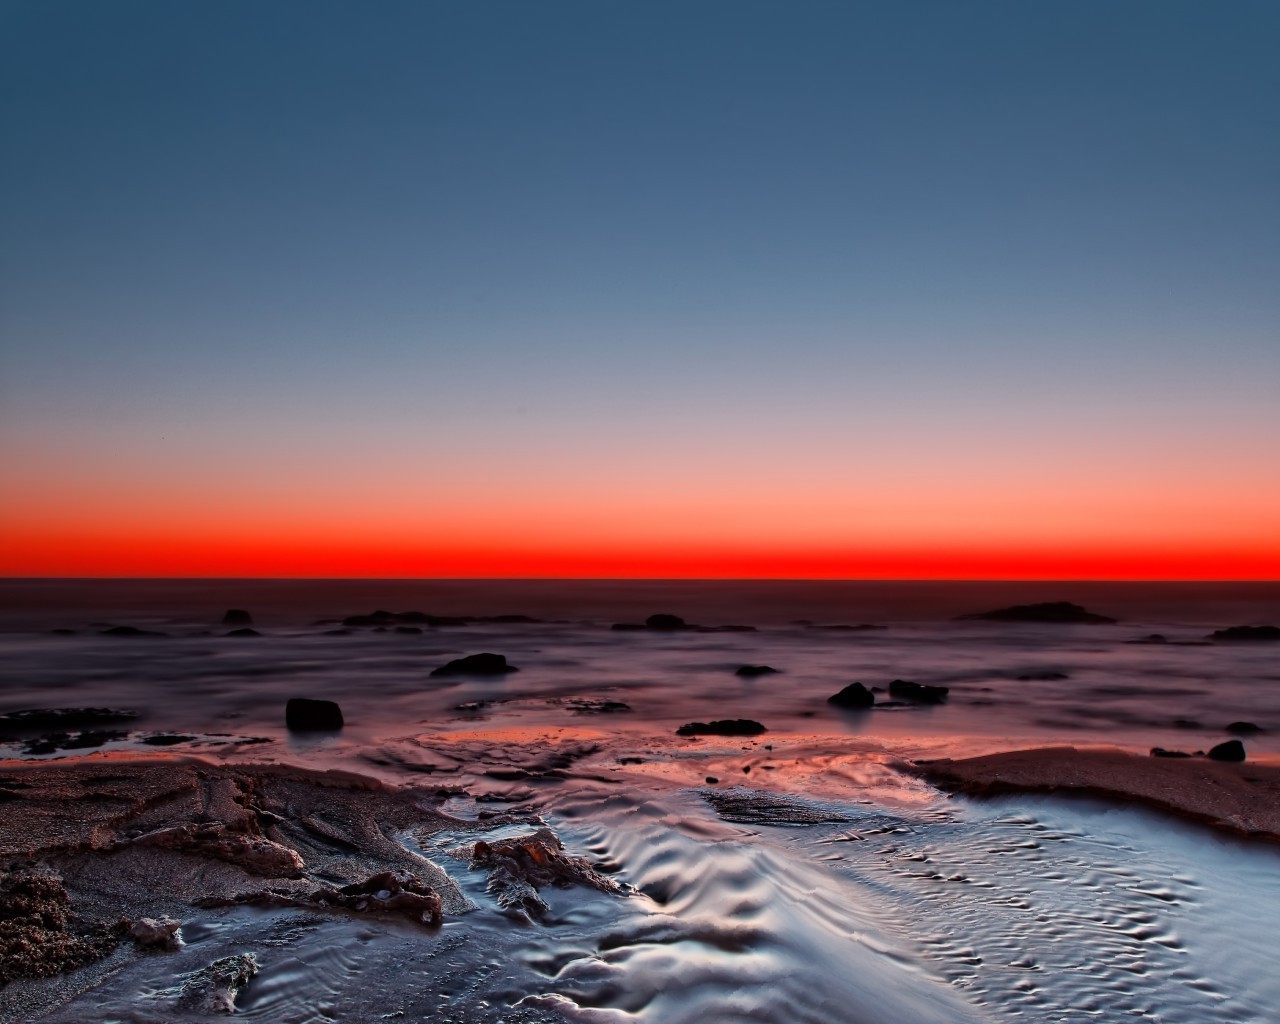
[429,653,519,676]
[827,682,874,709]
[177,954,259,1014]
[131,822,305,877]
[285,698,344,731]
[676,719,767,737]
[958,602,1117,624]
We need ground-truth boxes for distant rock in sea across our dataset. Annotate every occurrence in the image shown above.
[827,682,875,709]
[100,625,168,637]
[1015,671,1070,681]
[429,653,518,676]
[1208,625,1280,642]
[224,627,261,638]
[735,664,779,678]
[1226,721,1264,736]
[958,602,1117,624]
[285,698,344,731]
[221,609,253,627]
[1207,739,1246,762]
[676,719,767,737]
[613,613,756,633]
[888,679,949,704]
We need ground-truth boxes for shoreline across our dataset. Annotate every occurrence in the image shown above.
[903,745,1280,844]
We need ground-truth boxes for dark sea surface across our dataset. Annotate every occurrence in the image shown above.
[2,579,1278,1023]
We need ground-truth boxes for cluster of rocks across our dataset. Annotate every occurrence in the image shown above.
[1151,739,1249,763]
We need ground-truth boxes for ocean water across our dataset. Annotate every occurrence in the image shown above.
[2,579,1278,1023]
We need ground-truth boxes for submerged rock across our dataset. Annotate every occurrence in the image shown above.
[285,697,344,731]
[429,652,519,676]
[735,664,779,678]
[1208,739,1246,763]
[177,953,259,1014]
[676,719,767,737]
[888,679,949,704]
[221,609,253,627]
[1209,625,1280,642]
[958,602,1117,624]
[827,682,875,709]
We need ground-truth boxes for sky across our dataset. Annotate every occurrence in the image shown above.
[1,0,1277,579]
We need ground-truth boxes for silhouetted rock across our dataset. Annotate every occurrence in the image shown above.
[646,613,686,629]
[394,625,423,635]
[0,708,138,737]
[1151,747,1195,758]
[735,664,779,678]
[958,602,1117,624]
[1226,721,1264,736]
[1209,625,1280,642]
[888,679,949,704]
[221,609,253,627]
[564,699,631,714]
[676,719,767,737]
[1016,671,1070,681]
[100,625,167,637]
[141,733,196,746]
[1207,739,1246,762]
[1130,634,1167,644]
[827,682,875,709]
[285,698,344,731]
[429,653,518,676]
[224,628,261,638]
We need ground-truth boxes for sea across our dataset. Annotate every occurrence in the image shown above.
[1,579,1278,1024]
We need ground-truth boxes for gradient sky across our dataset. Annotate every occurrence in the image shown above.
[2,0,1277,579]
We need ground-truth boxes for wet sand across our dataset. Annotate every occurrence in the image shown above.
[905,746,1280,842]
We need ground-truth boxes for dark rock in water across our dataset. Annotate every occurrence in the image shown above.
[1016,671,1070,681]
[959,602,1117,624]
[676,719,767,737]
[429,653,518,676]
[564,699,631,714]
[1209,625,1280,642]
[469,827,625,919]
[702,790,851,826]
[1151,747,1195,758]
[221,609,253,627]
[1207,739,1246,762]
[0,708,138,737]
[1226,721,1264,736]
[735,664,779,678]
[285,698,344,732]
[705,776,719,784]
[888,679,949,704]
[827,682,875,709]
[646,613,686,629]
[177,953,259,1014]
[23,729,128,755]
[51,628,77,635]
[804,622,887,632]
[142,733,196,746]
[394,625,423,635]
[224,628,261,638]
[100,625,167,637]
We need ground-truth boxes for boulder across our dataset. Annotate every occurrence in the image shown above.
[676,719,767,737]
[735,665,779,678]
[1207,739,1246,763]
[888,679,949,704]
[1208,625,1280,642]
[958,602,1117,624]
[221,610,253,627]
[827,682,875,709]
[429,653,518,677]
[285,698,344,731]
[130,916,182,951]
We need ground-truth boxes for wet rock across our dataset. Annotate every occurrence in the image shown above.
[675,719,767,737]
[430,652,518,677]
[221,609,253,627]
[888,679,949,704]
[1208,739,1246,763]
[702,790,851,826]
[645,613,686,629]
[735,664,779,678]
[0,866,123,985]
[1151,747,1195,758]
[394,625,423,634]
[224,627,261,637]
[100,625,168,637]
[564,699,631,714]
[705,776,719,784]
[142,733,197,746]
[958,602,1117,624]
[827,682,875,709]
[0,708,139,737]
[1209,625,1280,642]
[1016,671,1070,681]
[130,915,182,951]
[285,698,344,731]
[132,823,305,877]
[469,827,625,919]
[176,953,258,1014]
[1226,721,1264,736]
[21,729,128,754]
[208,871,445,925]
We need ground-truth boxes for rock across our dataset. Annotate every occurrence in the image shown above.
[285,697,344,731]
[705,776,719,784]
[130,915,181,951]
[676,719,767,737]
[958,602,1117,624]
[1016,671,1070,681]
[1226,722,1264,736]
[394,625,423,635]
[177,953,258,1014]
[221,609,253,627]
[888,679,949,704]
[0,867,123,985]
[1130,634,1168,644]
[224,627,261,637]
[827,682,875,709]
[564,699,631,714]
[100,625,168,637]
[142,733,196,746]
[735,665,779,678]
[0,707,138,738]
[132,823,305,877]
[645,613,686,629]
[1151,747,1195,758]
[1209,625,1280,642]
[1207,739,1246,763]
[429,653,518,676]
[469,827,625,919]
